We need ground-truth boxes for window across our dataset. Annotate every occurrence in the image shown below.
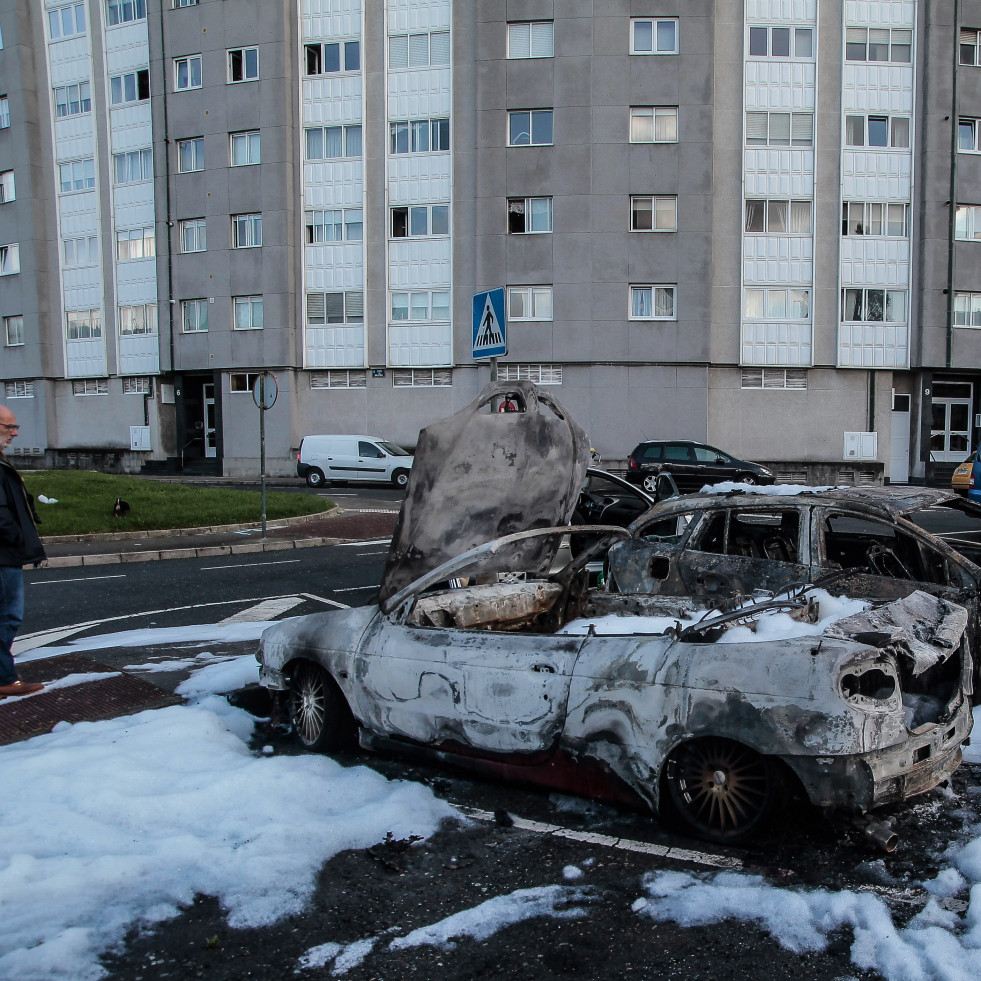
[745,111,813,146]
[54,81,91,117]
[305,209,363,243]
[110,69,149,107]
[962,29,981,66]
[630,107,678,143]
[497,363,562,385]
[955,205,981,241]
[123,376,152,395]
[0,170,14,203]
[305,40,360,74]
[178,137,204,173]
[392,368,452,387]
[845,114,910,148]
[58,157,95,192]
[232,296,263,330]
[846,27,912,63]
[179,218,206,253]
[304,125,362,159]
[631,195,677,231]
[174,56,202,91]
[310,370,367,389]
[107,0,146,26]
[306,291,364,325]
[112,148,152,184]
[841,202,909,237]
[745,199,812,234]
[230,373,261,393]
[507,286,552,321]
[174,0,199,7]
[231,213,261,248]
[508,110,552,146]
[631,18,678,55]
[72,378,108,395]
[507,21,553,59]
[390,290,450,322]
[0,97,10,129]
[743,288,810,320]
[954,292,981,327]
[5,380,35,399]
[507,197,552,234]
[630,286,676,320]
[748,25,813,58]
[64,234,98,266]
[0,243,20,275]
[841,288,907,323]
[391,204,449,238]
[960,118,981,152]
[230,130,260,166]
[228,47,259,83]
[118,304,157,334]
[389,31,450,68]
[116,226,154,260]
[4,315,24,347]
[181,298,208,333]
[48,3,86,40]
[390,118,450,153]
[66,309,102,340]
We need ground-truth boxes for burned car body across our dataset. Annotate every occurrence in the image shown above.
[258,385,975,846]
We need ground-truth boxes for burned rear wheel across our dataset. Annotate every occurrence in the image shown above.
[663,737,776,844]
[289,661,355,753]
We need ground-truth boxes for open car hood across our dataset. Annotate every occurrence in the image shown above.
[379,381,591,603]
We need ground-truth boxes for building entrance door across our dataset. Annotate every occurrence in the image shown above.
[204,383,217,458]
[930,382,973,464]
[889,393,910,484]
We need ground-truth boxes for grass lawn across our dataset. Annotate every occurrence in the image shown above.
[20,471,332,537]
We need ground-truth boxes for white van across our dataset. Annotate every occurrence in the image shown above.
[296,435,414,488]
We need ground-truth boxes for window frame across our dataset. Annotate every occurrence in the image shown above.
[744,198,813,235]
[630,18,679,55]
[954,291,981,328]
[304,124,363,160]
[115,226,155,261]
[507,109,553,147]
[506,21,554,59]
[305,208,363,244]
[959,117,981,153]
[65,309,102,341]
[841,201,909,237]
[231,213,262,249]
[507,196,553,234]
[71,378,109,396]
[112,147,153,185]
[0,96,9,129]
[53,81,92,118]
[48,3,87,41]
[392,368,453,388]
[0,243,19,276]
[177,137,204,173]
[109,68,150,106]
[390,204,450,239]
[846,26,912,64]
[117,303,157,335]
[745,110,813,147]
[0,169,14,204]
[507,286,553,322]
[630,195,678,232]
[955,205,981,241]
[4,380,35,399]
[389,289,451,323]
[181,298,208,333]
[630,285,677,321]
[232,295,264,330]
[389,31,451,69]
[840,287,908,324]
[629,106,679,143]
[63,233,99,267]
[179,217,207,254]
[743,287,811,322]
[3,314,24,347]
[173,55,202,92]
[306,291,365,326]
[227,46,260,84]
[229,130,260,167]
[304,39,361,75]
[58,157,96,193]
[106,0,146,28]
[747,24,814,59]
[844,114,911,149]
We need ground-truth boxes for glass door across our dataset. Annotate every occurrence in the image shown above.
[929,382,973,463]
[203,383,217,458]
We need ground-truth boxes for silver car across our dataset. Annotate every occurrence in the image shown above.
[258,382,974,846]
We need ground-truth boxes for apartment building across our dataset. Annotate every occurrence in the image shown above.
[0,0,978,483]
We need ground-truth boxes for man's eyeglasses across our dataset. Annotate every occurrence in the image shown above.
[0,424,19,431]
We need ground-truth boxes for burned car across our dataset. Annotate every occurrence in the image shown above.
[258,384,975,847]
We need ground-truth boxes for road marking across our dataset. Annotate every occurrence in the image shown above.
[200,559,302,571]
[33,574,127,585]
[333,585,376,593]
[299,592,350,610]
[220,596,306,623]
[335,539,392,547]
[457,806,742,870]
[343,508,400,515]
[12,625,92,654]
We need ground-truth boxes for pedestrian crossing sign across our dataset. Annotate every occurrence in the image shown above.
[472,288,507,359]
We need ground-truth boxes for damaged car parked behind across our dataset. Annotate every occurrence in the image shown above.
[258,382,975,848]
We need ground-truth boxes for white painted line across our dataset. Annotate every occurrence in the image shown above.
[200,559,302,571]
[34,574,127,585]
[220,596,306,623]
[457,806,742,871]
[333,585,376,593]
[344,508,400,515]
[335,539,392,547]
[299,592,350,610]
[12,625,91,655]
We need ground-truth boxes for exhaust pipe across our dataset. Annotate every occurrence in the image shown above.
[853,816,898,853]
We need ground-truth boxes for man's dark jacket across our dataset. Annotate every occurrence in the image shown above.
[0,454,45,567]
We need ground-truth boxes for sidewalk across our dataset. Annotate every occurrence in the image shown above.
[0,505,400,745]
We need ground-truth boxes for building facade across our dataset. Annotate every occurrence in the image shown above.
[0,0,978,482]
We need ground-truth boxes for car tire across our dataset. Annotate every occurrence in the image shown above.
[305,468,326,488]
[288,661,355,753]
[739,474,757,485]
[662,736,777,845]
[392,468,410,488]
[642,474,661,494]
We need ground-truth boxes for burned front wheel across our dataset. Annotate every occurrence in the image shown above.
[288,661,355,753]
[662,737,776,845]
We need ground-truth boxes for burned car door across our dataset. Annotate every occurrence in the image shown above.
[605,509,700,594]
[814,507,977,604]
[672,507,810,598]
[349,590,585,757]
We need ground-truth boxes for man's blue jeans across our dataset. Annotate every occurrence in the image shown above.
[0,565,25,685]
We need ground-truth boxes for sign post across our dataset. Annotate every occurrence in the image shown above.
[472,288,507,382]
[252,371,279,538]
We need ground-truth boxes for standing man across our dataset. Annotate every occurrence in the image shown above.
[0,404,45,697]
